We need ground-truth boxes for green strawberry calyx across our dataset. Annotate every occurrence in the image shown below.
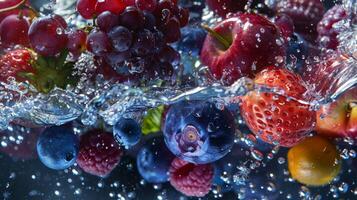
[18,50,79,94]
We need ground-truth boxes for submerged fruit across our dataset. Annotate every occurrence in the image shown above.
[288,136,341,186]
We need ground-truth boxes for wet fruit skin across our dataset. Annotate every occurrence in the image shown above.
[240,68,315,147]
[36,126,79,170]
[316,87,357,138]
[0,14,30,47]
[288,136,341,186]
[206,0,247,18]
[317,5,347,50]
[113,117,142,147]
[200,13,286,85]
[136,136,175,183]
[163,100,235,164]
[169,157,214,197]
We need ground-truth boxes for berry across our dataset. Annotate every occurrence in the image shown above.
[0,49,78,93]
[163,100,235,164]
[240,68,315,147]
[28,15,68,57]
[161,16,181,43]
[173,26,207,56]
[113,118,142,147]
[108,26,133,52]
[86,29,112,56]
[169,158,214,197]
[0,49,34,83]
[200,13,286,85]
[36,126,79,170]
[76,0,97,19]
[275,0,324,40]
[77,130,123,177]
[288,136,341,186]
[136,136,175,183]
[96,11,120,32]
[317,5,348,50]
[0,14,30,47]
[131,29,154,56]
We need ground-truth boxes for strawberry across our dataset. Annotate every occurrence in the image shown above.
[0,49,78,93]
[240,68,315,147]
[0,49,34,83]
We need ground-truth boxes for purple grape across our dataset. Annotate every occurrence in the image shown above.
[86,30,112,56]
[119,6,145,30]
[108,26,133,52]
[143,11,156,30]
[96,11,120,32]
[161,17,181,43]
[131,29,155,56]
[158,45,180,65]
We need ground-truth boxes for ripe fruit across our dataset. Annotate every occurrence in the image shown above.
[206,0,247,18]
[113,118,142,147]
[0,49,78,93]
[163,100,235,164]
[200,13,286,85]
[316,87,357,138]
[77,130,123,177]
[275,0,324,41]
[76,0,97,19]
[67,29,87,58]
[240,68,315,147]
[136,136,175,183]
[317,5,348,50]
[288,136,341,186]
[0,49,34,83]
[0,14,30,47]
[28,15,68,57]
[36,126,79,170]
[169,157,214,197]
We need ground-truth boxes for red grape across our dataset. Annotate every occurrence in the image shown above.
[158,45,180,65]
[135,0,157,12]
[0,14,30,47]
[86,30,112,56]
[67,29,87,56]
[178,7,189,27]
[97,11,120,32]
[76,0,97,19]
[95,0,126,15]
[28,15,68,57]
[108,26,133,52]
[161,17,181,43]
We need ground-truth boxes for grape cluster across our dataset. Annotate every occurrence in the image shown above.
[83,0,189,83]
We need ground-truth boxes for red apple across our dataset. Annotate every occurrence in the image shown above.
[200,13,286,85]
[317,87,357,138]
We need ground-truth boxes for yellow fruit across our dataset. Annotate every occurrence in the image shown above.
[287,136,341,186]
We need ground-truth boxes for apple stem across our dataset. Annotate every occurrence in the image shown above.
[201,24,230,50]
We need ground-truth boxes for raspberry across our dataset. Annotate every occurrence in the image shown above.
[169,158,214,197]
[317,5,347,50]
[77,130,123,177]
[276,0,324,40]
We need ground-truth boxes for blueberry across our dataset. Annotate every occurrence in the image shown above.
[287,33,309,73]
[163,100,235,164]
[113,118,142,147]
[136,137,175,183]
[173,26,207,57]
[36,126,79,170]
